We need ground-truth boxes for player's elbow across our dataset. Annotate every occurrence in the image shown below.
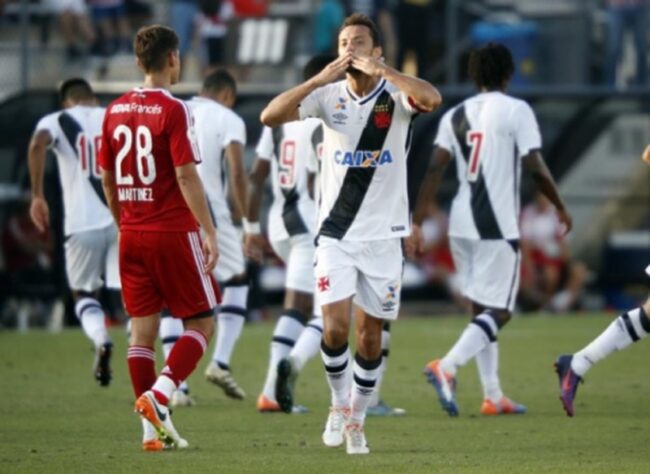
[260,107,281,128]
[420,89,442,113]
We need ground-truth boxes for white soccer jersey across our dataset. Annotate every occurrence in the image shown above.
[255,119,321,241]
[35,105,114,236]
[299,79,419,241]
[186,96,247,220]
[435,91,542,240]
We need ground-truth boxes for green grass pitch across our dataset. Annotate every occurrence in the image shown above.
[1,313,649,473]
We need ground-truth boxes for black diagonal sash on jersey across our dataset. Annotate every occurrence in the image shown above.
[58,112,107,206]
[272,126,308,236]
[319,90,396,240]
[451,105,503,239]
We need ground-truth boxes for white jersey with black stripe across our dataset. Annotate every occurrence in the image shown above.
[255,119,320,241]
[435,91,542,240]
[299,79,418,241]
[34,105,113,236]
[186,96,247,220]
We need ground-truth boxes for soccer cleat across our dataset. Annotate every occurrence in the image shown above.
[93,342,113,387]
[322,407,350,447]
[275,357,298,414]
[170,389,196,408]
[204,362,246,400]
[480,397,527,415]
[141,418,171,452]
[555,354,582,417]
[366,399,406,417]
[256,394,309,414]
[134,391,188,449]
[423,359,459,416]
[344,423,369,455]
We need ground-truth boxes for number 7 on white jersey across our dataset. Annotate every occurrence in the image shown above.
[466,131,484,183]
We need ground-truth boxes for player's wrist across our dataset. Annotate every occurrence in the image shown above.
[242,218,261,235]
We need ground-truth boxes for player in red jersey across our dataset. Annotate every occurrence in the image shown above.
[99,24,220,451]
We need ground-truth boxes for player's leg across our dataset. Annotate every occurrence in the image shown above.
[159,312,194,407]
[65,227,114,386]
[366,321,406,416]
[555,296,650,417]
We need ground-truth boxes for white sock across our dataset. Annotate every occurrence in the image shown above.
[151,374,176,403]
[289,317,323,372]
[350,353,382,425]
[261,311,305,400]
[572,307,650,377]
[321,341,351,408]
[440,312,498,375]
[159,316,189,393]
[368,322,390,407]
[75,297,109,348]
[476,341,503,403]
[212,285,248,369]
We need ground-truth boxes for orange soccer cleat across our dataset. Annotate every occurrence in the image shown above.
[480,397,527,415]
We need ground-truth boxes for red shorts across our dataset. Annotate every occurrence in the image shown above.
[119,230,221,318]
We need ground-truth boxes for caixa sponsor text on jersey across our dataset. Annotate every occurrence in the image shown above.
[333,149,393,168]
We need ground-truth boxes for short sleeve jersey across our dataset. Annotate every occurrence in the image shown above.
[299,79,420,241]
[34,105,114,236]
[255,119,321,241]
[98,88,201,232]
[435,91,542,240]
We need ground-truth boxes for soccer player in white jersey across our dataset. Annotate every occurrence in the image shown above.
[554,146,650,417]
[160,69,248,405]
[28,78,117,387]
[261,13,441,454]
[412,43,572,417]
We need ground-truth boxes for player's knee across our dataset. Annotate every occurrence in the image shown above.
[355,327,382,359]
[485,308,511,327]
[323,322,348,349]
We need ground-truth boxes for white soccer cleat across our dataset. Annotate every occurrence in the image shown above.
[344,423,369,455]
[135,390,189,449]
[141,418,172,451]
[322,407,349,447]
[204,362,246,400]
[170,389,196,408]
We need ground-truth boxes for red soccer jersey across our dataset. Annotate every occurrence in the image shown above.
[99,87,201,232]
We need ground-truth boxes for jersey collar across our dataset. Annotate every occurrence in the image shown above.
[346,78,386,105]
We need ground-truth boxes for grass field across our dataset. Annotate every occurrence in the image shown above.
[2,312,650,473]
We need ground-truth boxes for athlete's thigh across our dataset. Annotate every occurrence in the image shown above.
[354,238,403,320]
[314,237,357,306]
[286,233,316,294]
[449,236,473,291]
[213,214,245,282]
[468,239,520,311]
[64,228,107,293]
[119,230,162,318]
[104,224,121,290]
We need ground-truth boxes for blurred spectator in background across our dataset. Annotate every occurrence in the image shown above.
[169,0,200,75]
[395,0,436,79]
[313,0,345,54]
[604,0,648,87]
[520,193,588,312]
[42,0,96,61]
[88,0,131,56]
[197,0,235,73]
[344,0,396,65]
[232,0,268,16]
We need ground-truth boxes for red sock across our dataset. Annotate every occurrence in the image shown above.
[162,330,208,386]
[127,345,156,398]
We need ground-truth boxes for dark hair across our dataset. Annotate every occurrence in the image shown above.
[202,68,236,94]
[59,78,94,103]
[303,54,336,81]
[134,25,179,73]
[339,13,381,47]
[468,42,515,90]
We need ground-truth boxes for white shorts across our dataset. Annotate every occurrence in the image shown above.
[65,224,119,292]
[314,237,403,320]
[213,213,245,283]
[450,237,520,312]
[43,0,87,14]
[270,233,316,294]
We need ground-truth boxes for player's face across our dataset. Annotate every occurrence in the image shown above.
[338,25,380,73]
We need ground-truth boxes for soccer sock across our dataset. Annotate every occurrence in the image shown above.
[127,345,156,398]
[350,353,382,425]
[212,285,248,369]
[572,307,650,377]
[153,329,208,405]
[75,297,110,348]
[289,317,323,372]
[261,310,306,400]
[369,322,390,407]
[476,341,504,403]
[440,311,499,376]
[159,315,189,393]
[321,340,351,409]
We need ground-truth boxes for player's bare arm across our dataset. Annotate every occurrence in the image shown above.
[27,129,53,233]
[175,162,219,273]
[225,141,248,219]
[100,169,121,226]
[244,158,270,263]
[351,55,441,113]
[522,151,572,234]
[642,144,650,164]
[260,53,351,127]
